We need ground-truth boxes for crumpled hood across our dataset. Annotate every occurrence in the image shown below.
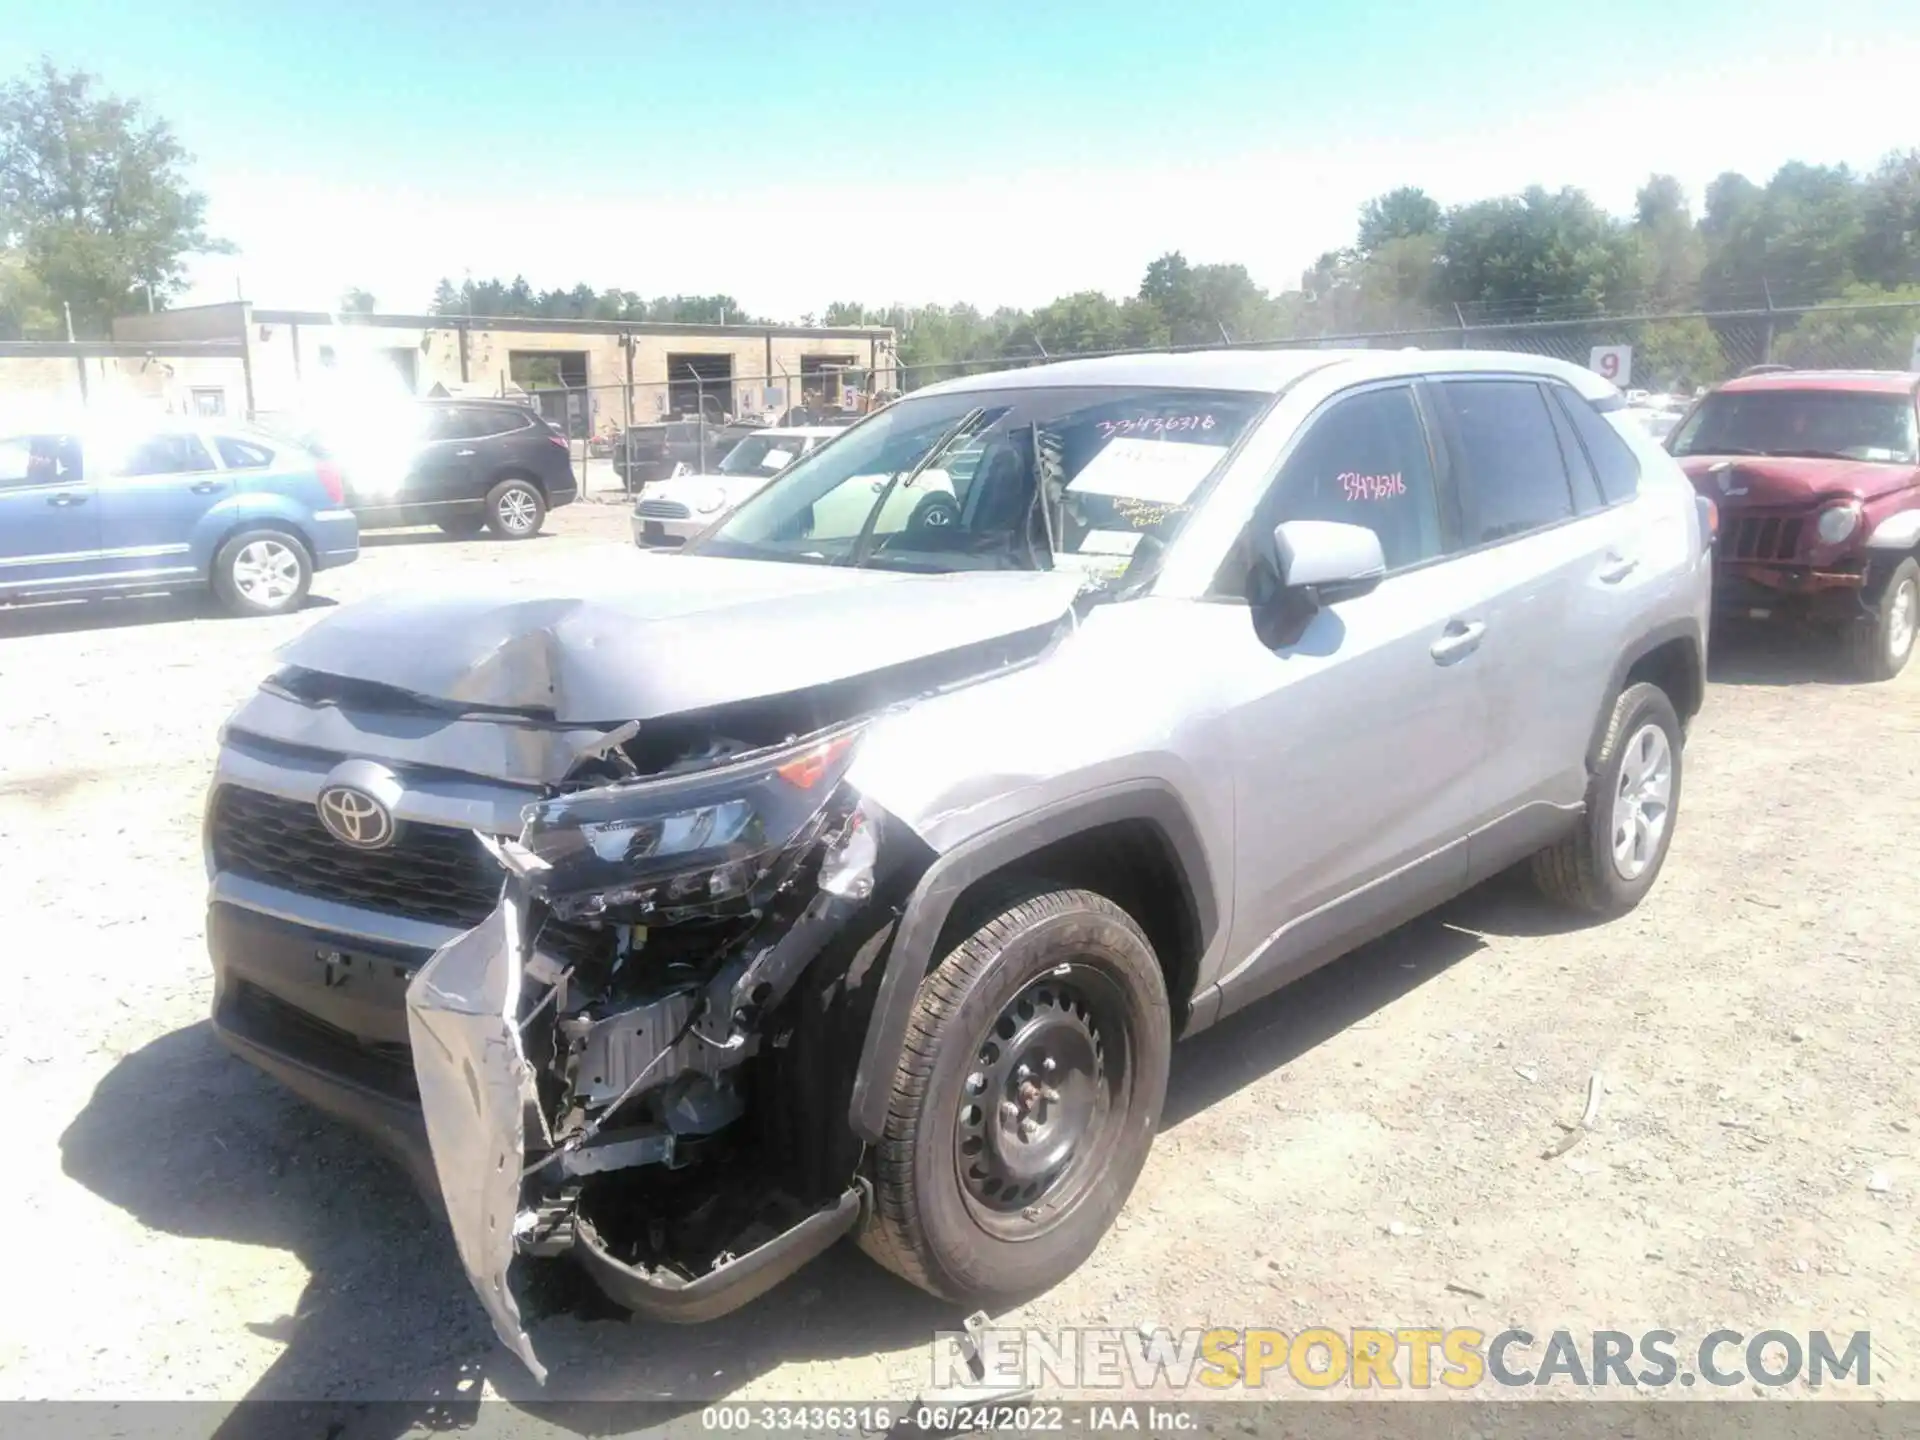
[277,550,1080,724]
[1678,455,1919,506]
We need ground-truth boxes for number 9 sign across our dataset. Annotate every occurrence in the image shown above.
[1589,345,1632,388]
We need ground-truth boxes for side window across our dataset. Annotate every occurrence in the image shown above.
[115,432,215,478]
[1262,386,1444,572]
[0,436,78,488]
[216,437,275,469]
[421,407,464,442]
[1439,380,1575,545]
[1555,389,1642,504]
[461,407,525,438]
[1543,387,1603,512]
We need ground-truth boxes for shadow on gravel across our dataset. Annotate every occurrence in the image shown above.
[0,592,335,639]
[59,1021,961,1439]
[1706,620,1867,687]
[1163,869,1573,1129]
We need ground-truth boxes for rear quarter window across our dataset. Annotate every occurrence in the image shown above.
[216,437,275,469]
[1555,390,1642,504]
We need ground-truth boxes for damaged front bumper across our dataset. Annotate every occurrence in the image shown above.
[404,721,897,1379]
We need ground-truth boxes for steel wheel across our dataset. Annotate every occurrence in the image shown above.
[953,966,1129,1241]
[1610,721,1673,882]
[231,539,302,608]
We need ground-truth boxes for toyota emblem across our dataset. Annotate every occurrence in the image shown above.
[316,785,396,850]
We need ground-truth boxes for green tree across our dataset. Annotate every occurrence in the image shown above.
[0,58,229,337]
[1700,162,1863,309]
[1855,150,1920,290]
[1437,186,1642,320]
[1634,317,1726,390]
[1775,282,1920,369]
[338,287,376,314]
[0,247,58,338]
[1356,187,1443,255]
[1631,174,1702,312]
[1139,251,1279,344]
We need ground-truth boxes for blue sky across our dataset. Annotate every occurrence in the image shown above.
[3,0,1914,316]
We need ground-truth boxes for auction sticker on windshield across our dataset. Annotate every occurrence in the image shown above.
[1067,437,1226,506]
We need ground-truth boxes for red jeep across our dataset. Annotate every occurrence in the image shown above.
[1668,369,1920,680]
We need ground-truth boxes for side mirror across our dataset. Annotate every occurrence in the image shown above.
[1270,519,1386,592]
[1251,520,1386,649]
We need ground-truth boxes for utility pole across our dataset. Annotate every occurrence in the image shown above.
[63,301,75,342]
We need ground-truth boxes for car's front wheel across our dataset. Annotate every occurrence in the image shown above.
[1843,556,1918,682]
[1531,681,1683,917]
[211,529,312,617]
[486,477,547,539]
[857,887,1170,1306]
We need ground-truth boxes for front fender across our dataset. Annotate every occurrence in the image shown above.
[845,779,1219,1144]
[1864,499,1920,552]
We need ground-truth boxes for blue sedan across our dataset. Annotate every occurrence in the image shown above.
[0,421,360,616]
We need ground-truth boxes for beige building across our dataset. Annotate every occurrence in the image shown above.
[104,302,898,433]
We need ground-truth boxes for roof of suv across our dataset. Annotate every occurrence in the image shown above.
[1716,369,1920,396]
[911,347,1619,402]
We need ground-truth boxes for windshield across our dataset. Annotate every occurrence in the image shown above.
[719,434,807,478]
[1669,390,1919,464]
[693,385,1268,590]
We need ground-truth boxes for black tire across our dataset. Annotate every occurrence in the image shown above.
[904,491,961,533]
[485,476,547,539]
[210,528,312,618]
[437,514,487,536]
[857,886,1170,1306]
[1842,556,1918,682]
[1531,681,1683,917]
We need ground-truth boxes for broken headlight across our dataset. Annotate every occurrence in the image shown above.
[515,723,867,921]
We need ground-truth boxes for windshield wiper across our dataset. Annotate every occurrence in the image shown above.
[846,407,986,567]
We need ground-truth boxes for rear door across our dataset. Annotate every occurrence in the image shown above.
[1426,376,1646,879]
[0,434,99,593]
[94,430,228,583]
[392,406,479,519]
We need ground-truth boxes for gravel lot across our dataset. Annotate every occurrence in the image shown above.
[2,499,1915,1427]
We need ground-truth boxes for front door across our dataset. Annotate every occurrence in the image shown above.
[1211,383,1493,1013]
[0,434,99,594]
[94,430,230,582]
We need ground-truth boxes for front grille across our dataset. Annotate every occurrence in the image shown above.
[638,499,691,520]
[1725,513,1804,562]
[212,785,615,966]
[212,786,502,928]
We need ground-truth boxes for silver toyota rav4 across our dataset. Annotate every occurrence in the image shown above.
[204,349,1712,1376]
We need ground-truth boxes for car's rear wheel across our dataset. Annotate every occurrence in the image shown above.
[211,529,312,617]
[486,477,547,539]
[1842,556,1918,682]
[1531,681,1683,917]
[857,887,1169,1306]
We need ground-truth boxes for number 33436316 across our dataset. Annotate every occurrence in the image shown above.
[1339,471,1405,501]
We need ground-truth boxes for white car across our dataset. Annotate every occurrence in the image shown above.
[631,426,839,546]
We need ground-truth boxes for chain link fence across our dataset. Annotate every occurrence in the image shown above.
[503,299,1918,492]
[878,298,1920,399]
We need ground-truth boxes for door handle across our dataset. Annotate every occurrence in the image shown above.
[46,492,88,507]
[1598,553,1639,584]
[455,448,477,457]
[1430,619,1486,665]
[189,479,223,494]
